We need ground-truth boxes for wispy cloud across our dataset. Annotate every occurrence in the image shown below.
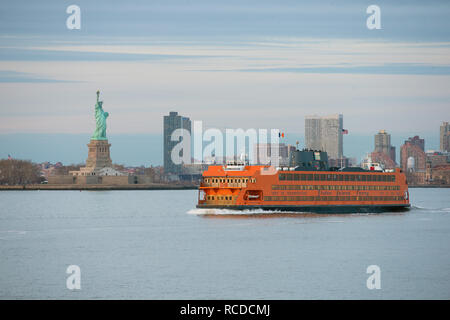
[0,70,77,83]
[219,63,450,76]
[0,47,217,61]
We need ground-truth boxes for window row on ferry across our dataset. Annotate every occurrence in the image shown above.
[264,195,404,202]
[272,185,401,191]
[279,173,396,182]
[203,177,256,184]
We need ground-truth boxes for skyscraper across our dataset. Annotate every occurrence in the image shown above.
[440,121,450,152]
[374,129,396,163]
[305,114,343,160]
[163,111,191,175]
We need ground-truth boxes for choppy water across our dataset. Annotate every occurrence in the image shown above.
[0,188,449,299]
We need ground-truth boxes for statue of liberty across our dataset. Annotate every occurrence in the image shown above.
[91,90,109,140]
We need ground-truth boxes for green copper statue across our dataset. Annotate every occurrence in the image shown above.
[91,90,109,140]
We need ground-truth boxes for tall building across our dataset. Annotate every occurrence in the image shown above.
[406,135,425,151]
[305,114,343,160]
[440,121,450,152]
[374,129,396,163]
[163,111,191,175]
[253,143,296,166]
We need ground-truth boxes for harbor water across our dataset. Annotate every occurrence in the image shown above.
[0,188,449,299]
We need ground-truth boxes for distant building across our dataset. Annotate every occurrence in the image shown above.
[405,135,425,152]
[400,136,427,185]
[253,143,296,166]
[440,121,450,152]
[163,111,191,175]
[426,150,449,167]
[400,136,426,172]
[374,130,396,163]
[370,151,396,170]
[429,164,450,185]
[328,157,349,168]
[305,114,343,160]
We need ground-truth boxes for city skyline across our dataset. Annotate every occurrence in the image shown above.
[0,122,446,167]
[1,1,449,166]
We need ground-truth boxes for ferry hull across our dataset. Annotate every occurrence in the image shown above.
[196,203,410,214]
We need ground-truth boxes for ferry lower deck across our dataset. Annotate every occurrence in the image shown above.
[196,203,410,213]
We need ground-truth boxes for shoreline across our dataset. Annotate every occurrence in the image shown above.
[0,184,199,191]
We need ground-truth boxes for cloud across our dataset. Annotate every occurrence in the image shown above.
[223,63,450,76]
[0,70,76,83]
[0,47,216,61]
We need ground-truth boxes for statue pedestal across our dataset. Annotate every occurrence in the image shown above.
[85,139,113,169]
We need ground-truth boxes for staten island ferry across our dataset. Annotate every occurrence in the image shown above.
[196,149,410,213]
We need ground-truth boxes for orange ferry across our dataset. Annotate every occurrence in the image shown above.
[197,149,410,213]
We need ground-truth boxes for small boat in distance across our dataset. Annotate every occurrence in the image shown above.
[196,149,410,213]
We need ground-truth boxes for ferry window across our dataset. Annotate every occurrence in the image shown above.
[279,173,285,181]
[319,175,325,181]
[349,175,355,181]
[361,175,366,182]
[294,174,300,181]
[314,174,320,181]
[301,174,306,180]
[344,175,349,181]
[307,174,313,181]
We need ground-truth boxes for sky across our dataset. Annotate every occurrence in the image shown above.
[0,0,449,165]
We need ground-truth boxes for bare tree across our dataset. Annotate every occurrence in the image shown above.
[0,159,42,185]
